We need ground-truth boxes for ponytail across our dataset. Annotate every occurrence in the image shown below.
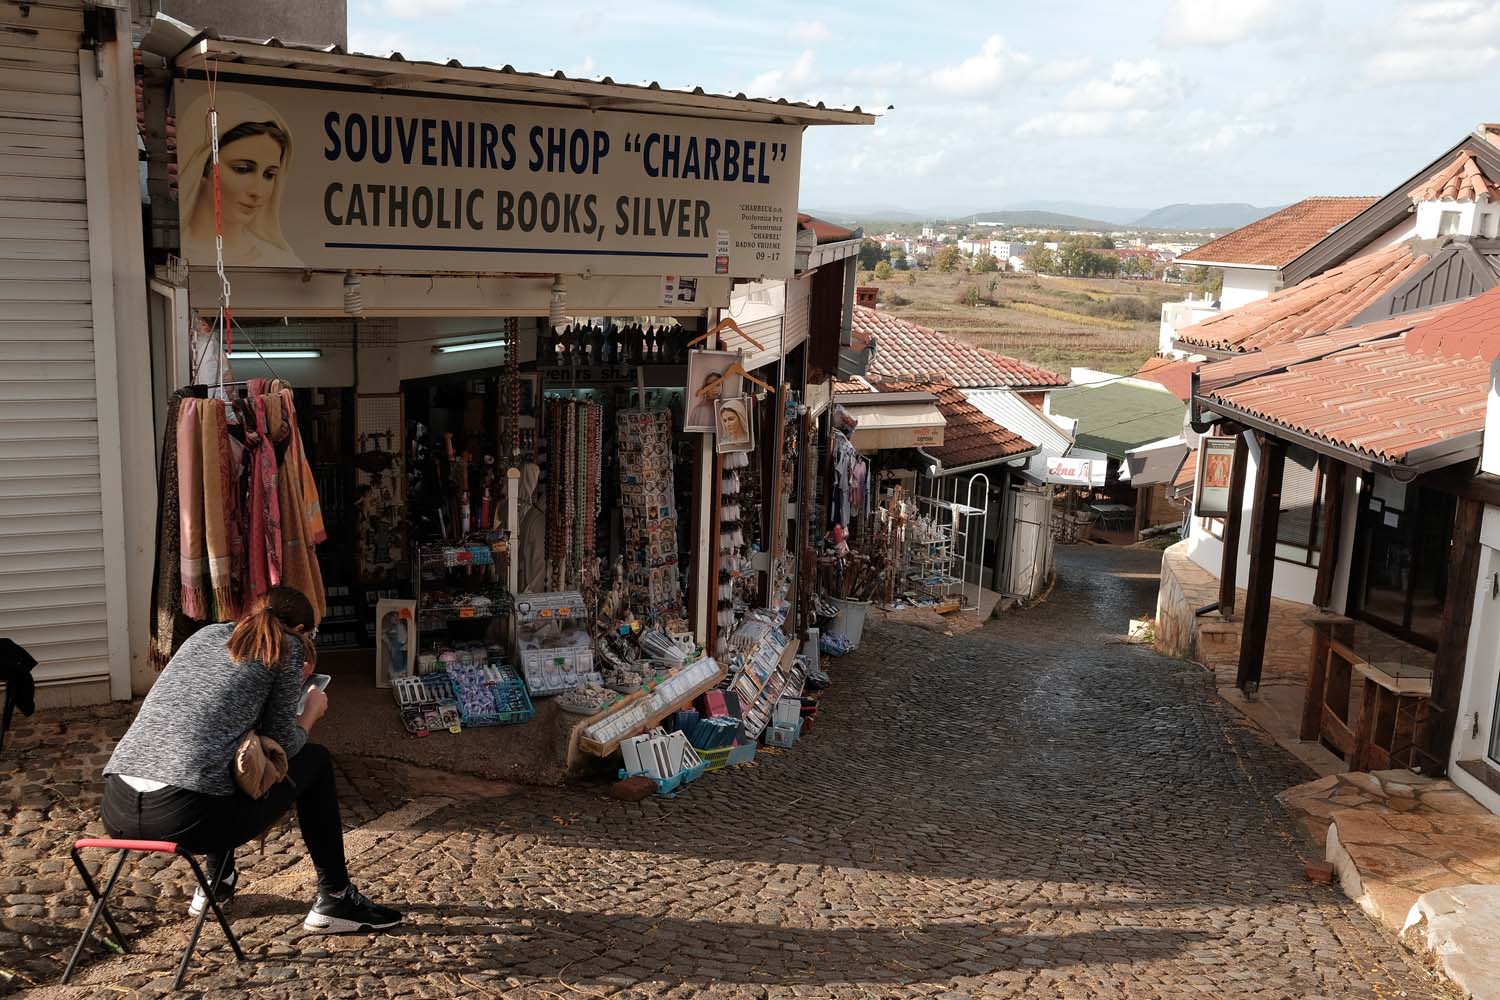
[227,586,316,669]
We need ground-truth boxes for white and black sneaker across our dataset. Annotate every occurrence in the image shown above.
[302,886,402,934]
[189,868,238,917]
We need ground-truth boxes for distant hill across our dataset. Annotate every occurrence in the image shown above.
[950,209,1118,230]
[1000,201,1147,226]
[1132,203,1281,230]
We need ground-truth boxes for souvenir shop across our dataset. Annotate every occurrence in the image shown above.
[135,23,875,784]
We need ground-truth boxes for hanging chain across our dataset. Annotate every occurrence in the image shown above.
[207,60,233,388]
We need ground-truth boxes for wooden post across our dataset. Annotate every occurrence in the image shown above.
[1236,436,1285,693]
[1218,434,1250,618]
[1311,460,1347,610]
[1425,496,1484,773]
[1301,620,1352,741]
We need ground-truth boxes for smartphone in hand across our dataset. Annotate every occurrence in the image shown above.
[298,673,332,714]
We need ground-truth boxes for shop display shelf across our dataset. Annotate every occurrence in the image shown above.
[617,759,708,797]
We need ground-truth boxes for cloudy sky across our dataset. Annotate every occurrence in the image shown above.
[348,0,1500,216]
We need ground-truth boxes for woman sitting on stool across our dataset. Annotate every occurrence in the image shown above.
[102,586,401,933]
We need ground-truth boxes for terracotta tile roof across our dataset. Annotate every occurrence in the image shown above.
[1135,355,1201,401]
[1408,151,1500,204]
[798,213,855,244]
[1177,197,1378,269]
[878,378,1036,468]
[854,305,1066,388]
[1175,242,1431,354]
[1407,286,1500,360]
[832,375,874,393]
[1200,297,1489,467]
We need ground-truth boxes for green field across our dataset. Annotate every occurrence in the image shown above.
[865,268,1177,377]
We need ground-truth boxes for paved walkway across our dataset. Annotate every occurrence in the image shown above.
[5,547,1456,998]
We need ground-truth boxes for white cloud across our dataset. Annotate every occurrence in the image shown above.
[1358,0,1500,81]
[786,19,833,45]
[749,49,817,99]
[928,34,1031,94]
[1014,111,1116,139]
[1034,56,1093,84]
[1063,59,1182,112]
[910,150,945,177]
[1160,0,1304,46]
[1190,120,1277,154]
[571,55,597,78]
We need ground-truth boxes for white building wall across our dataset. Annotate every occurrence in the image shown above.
[1449,505,1500,815]
[1218,267,1281,311]
[1184,431,1361,609]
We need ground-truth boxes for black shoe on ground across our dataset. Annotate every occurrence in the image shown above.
[302,885,402,934]
[188,868,237,917]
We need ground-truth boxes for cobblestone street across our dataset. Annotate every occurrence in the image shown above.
[4,546,1456,998]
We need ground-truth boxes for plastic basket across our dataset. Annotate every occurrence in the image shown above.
[449,664,536,727]
[617,759,708,797]
[699,742,757,771]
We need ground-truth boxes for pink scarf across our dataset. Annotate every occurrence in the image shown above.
[176,398,209,620]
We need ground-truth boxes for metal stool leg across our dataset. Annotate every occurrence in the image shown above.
[174,853,245,990]
[62,849,129,984]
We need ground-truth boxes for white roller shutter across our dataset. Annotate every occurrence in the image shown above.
[0,3,111,691]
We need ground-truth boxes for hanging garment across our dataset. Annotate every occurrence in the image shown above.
[149,391,188,669]
[249,392,283,594]
[177,397,210,620]
[270,390,327,621]
[200,400,235,619]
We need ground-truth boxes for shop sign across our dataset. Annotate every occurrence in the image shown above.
[1045,456,1095,485]
[174,79,802,278]
[541,365,635,386]
[910,426,942,448]
[1194,436,1237,518]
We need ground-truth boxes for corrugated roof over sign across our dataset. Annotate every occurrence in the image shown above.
[152,18,875,127]
[1179,197,1377,269]
[1047,382,1185,460]
[879,378,1036,470]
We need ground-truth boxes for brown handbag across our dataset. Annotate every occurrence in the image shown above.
[232,731,289,799]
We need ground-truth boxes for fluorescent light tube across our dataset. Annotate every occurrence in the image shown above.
[226,349,321,359]
[434,338,508,354]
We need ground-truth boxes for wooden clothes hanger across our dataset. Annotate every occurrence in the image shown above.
[686,317,767,353]
[698,359,773,398]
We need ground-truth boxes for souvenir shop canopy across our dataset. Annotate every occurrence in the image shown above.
[836,392,946,452]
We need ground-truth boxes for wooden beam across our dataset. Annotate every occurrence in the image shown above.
[1424,496,1484,773]
[1312,459,1348,609]
[1218,433,1250,618]
[1236,436,1285,692]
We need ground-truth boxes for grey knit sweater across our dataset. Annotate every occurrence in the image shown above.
[105,623,309,796]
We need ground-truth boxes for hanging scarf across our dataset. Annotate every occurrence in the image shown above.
[270,390,326,621]
[200,399,235,620]
[177,397,209,620]
[246,393,281,599]
[149,392,188,668]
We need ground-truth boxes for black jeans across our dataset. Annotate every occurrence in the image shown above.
[102,743,349,895]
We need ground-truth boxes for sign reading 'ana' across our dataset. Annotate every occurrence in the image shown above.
[173,79,802,278]
[1045,456,1097,485]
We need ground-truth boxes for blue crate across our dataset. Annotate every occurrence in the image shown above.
[618,759,708,798]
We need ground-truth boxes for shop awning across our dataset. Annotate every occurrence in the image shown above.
[1123,436,1189,486]
[838,392,945,451]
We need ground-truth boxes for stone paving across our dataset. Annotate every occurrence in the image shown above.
[3,546,1459,998]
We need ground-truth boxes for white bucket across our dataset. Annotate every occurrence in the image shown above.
[826,598,871,648]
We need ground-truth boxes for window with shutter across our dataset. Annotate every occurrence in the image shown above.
[1275,446,1323,562]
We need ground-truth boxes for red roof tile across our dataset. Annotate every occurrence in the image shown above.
[1201,298,1488,466]
[854,305,1066,388]
[1176,242,1430,353]
[1407,286,1500,360]
[1136,355,1201,401]
[1178,197,1377,269]
[1408,151,1500,204]
[878,377,1036,468]
[798,213,855,244]
[1171,448,1197,497]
